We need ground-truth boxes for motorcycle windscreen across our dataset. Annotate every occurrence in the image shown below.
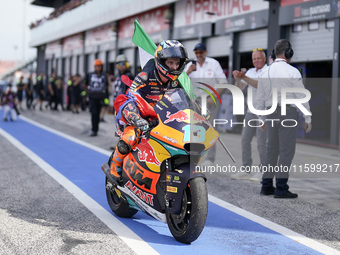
[153,88,219,155]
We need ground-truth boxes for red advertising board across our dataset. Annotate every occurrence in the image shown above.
[281,0,318,7]
[118,6,170,39]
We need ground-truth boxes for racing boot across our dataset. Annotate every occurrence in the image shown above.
[110,148,125,179]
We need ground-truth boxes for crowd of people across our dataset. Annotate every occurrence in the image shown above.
[0,54,132,131]
[0,70,106,120]
[29,0,92,30]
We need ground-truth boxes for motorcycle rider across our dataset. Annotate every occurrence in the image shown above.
[110,40,188,180]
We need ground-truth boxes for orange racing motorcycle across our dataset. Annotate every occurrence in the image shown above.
[101,88,219,243]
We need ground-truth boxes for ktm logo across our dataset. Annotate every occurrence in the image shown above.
[149,82,157,86]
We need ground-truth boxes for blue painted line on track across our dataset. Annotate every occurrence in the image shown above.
[0,116,322,255]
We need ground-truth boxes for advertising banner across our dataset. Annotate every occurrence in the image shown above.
[279,0,340,25]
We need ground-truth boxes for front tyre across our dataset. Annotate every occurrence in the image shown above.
[166,177,208,244]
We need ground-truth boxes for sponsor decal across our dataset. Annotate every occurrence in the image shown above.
[159,101,169,108]
[167,186,178,193]
[139,72,148,81]
[146,95,163,101]
[173,176,181,184]
[155,104,163,110]
[166,175,171,182]
[163,135,177,144]
[164,110,189,124]
[164,95,173,102]
[136,142,161,166]
[149,82,157,86]
[124,157,159,194]
[126,180,154,206]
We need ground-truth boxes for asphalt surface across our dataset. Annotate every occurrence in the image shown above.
[1,106,340,254]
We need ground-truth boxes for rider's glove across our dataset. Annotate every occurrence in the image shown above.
[129,114,149,131]
[134,118,149,131]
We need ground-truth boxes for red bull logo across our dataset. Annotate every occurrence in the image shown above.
[164,111,189,124]
[136,141,161,166]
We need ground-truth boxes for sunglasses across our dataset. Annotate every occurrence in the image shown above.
[252,48,263,52]
[194,50,205,54]
[117,62,126,66]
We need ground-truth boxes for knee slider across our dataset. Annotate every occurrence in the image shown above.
[117,140,131,155]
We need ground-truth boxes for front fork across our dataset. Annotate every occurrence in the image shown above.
[165,162,206,214]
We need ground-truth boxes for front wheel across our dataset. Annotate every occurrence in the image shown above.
[166,177,208,244]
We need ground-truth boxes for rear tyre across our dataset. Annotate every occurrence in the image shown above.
[106,177,138,218]
[166,177,208,244]
[106,154,137,218]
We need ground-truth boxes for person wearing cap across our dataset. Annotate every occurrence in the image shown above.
[113,54,135,106]
[185,42,227,166]
[84,59,109,136]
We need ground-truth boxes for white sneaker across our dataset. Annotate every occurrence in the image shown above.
[231,171,251,180]
[249,171,262,182]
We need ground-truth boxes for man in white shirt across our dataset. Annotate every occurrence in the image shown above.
[231,48,268,181]
[255,39,312,199]
[186,43,227,166]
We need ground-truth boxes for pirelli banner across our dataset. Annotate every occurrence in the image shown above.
[279,0,340,25]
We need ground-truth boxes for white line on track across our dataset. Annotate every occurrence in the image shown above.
[0,122,159,255]
[5,116,340,255]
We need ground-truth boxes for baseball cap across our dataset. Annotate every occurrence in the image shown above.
[193,43,207,51]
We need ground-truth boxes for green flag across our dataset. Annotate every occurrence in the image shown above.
[132,20,196,100]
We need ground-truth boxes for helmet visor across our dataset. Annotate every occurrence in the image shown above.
[159,47,186,59]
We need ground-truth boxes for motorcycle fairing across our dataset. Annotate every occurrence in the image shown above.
[132,138,171,173]
[123,155,160,195]
[117,183,167,222]
[166,163,206,214]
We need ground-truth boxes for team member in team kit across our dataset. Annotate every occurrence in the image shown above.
[84,59,109,136]
[255,39,312,198]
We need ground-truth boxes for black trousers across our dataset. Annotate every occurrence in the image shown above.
[89,98,102,133]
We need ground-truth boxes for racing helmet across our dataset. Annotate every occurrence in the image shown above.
[154,40,188,81]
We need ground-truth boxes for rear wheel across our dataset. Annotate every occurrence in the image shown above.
[166,177,208,244]
[106,177,138,218]
[106,154,137,218]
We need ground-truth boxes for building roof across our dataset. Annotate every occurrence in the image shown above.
[31,0,70,9]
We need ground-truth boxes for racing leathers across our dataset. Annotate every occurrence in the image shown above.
[110,59,180,178]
